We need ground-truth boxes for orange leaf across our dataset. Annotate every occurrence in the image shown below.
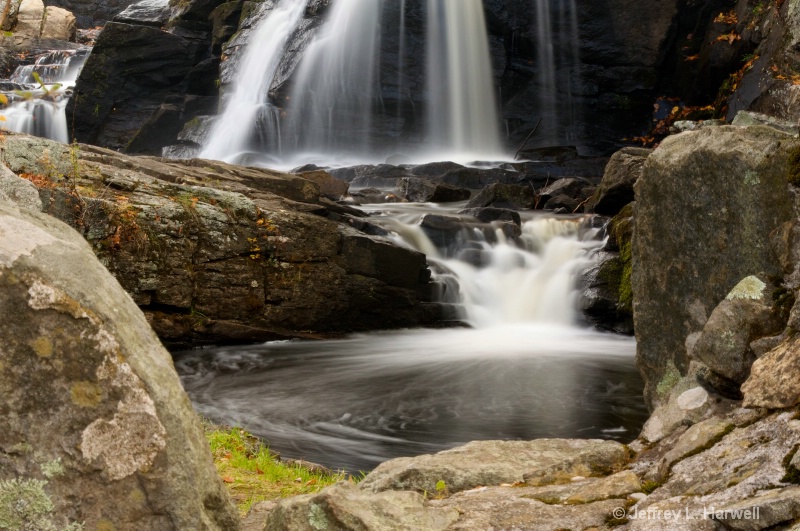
[222,476,235,483]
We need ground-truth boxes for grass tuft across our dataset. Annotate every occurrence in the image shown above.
[204,423,348,515]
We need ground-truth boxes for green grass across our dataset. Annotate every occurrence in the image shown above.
[204,424,348,515]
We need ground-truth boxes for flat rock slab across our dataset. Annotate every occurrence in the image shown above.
[359,439,629,495]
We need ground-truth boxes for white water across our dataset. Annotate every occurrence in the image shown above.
[1,50,87,143]
[533,0,582,144]
[198,0,509,166]
[200,0,310,162]
[426,0,503,159]
[176,207,646,472]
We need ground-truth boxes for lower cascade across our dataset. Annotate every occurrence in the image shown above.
[1,49,88,143]
[176,205,647,472]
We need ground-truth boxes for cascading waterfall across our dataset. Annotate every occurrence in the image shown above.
[281,0,382,158]
[532,0,582,145]
[1,50,88,143]
[373,208,598,328]
[426,0,502,159]
[176,207,647,472]
[199,0,507,164]
[200,0,310,162]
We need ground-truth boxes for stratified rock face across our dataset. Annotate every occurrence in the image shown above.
[633,126,796,409]
[0,133,430,347]
[0,196,238,529]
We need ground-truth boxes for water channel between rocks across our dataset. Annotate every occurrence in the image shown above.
[175,201,648,473]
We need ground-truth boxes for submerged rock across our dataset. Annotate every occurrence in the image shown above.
[0,194,238,529]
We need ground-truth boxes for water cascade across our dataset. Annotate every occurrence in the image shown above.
[426,0,503,159]
[280,0,383,159]
[1,50,88,143]
[176,206,647,472]
[199,0,310,162]
[532,0,582,145]
[199,0,506,165]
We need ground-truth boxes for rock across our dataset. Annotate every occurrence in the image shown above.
[432,488,622,530]
[398,177,471,203]
[635,412,800,519]
[655,417,734,482]
[732,111,800,136]
[565,470,642,504]
[359,439,629,495]
[457,207,521,226]
[579,204,633,334]
[0,133,433,348]
[633,126,796,408]
[241,501,276,531]
[297,170,348,200]
[587,147,652,216]
[693,275,784,385]
[41,6,76,41]
[50,0,136,27]
[10,0,44,45]
[743,336,800,409]
[771,220,800,290]
[0,198,238,529]
[542,194,580,212]
[465,183,535,210]
[712,485,800,530]
[329,164,411,189]
[0,164,42,212]
[419,214,465,248]
[264,482,458,531]
[69,22,203,152]
[114,0,171,27]
[410,161,465,177]
[538,176,593,204]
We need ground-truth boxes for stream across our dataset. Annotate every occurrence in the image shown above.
[175,202,648,473]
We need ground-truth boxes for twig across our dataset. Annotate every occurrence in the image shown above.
[514,118,542,160]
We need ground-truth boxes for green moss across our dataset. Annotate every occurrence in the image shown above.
[788,145,800,186]
[40,459,64,479]
[618,239,633,312]
[0,478,56,531]
[656,362,681,399]
[641,480,661,494]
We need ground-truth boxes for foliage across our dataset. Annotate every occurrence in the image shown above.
[204,423,347,515]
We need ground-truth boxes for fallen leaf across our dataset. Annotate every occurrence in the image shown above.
[222,476,235,484]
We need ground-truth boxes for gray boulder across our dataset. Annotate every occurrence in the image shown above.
[693,275,785,386]
[359,439,629,495]
[587,147,652,216]
[0,199,238,529]
[633,126,796,408]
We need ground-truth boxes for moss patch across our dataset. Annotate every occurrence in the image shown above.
[656,362,681,400]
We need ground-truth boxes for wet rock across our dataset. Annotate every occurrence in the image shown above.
[0,198,238,529]
[465,183,535,210]
[693,275,784,386]
[398,177,471,203]
[359,439,629,495]
[633,126,796,408]
[542,194,580,212]
[297,170,348,200]
[457,207,521,226]
[410,161,465,177]
[586,147,652,216]
[538,176,593,204]
[114,0,171,26]
[743,336,800,409]
[264,482,458,531]
[329,164,411,189]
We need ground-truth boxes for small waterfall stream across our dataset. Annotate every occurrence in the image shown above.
[176,207,647,473]
[1,49,88,143]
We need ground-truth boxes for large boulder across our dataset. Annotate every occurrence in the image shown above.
[465,183,535,210]
[633,126,796,408]
[398,176,471,203]
[0,133,433,348]
[743,336,800,409]
[0,189,238,528]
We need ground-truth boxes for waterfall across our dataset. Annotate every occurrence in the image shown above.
[1,50,88,143]
[532,0,582,145]
[281,0,382,158]
[200,0,310,162]
[368,206,600,329]
[426,0,502,159]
